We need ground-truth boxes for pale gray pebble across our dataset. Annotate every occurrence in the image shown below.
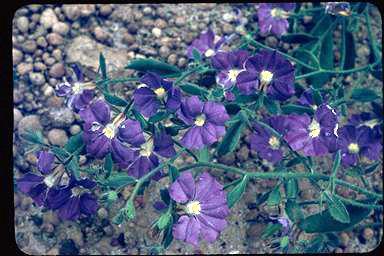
[46,33,64,46]
[48,108,75,128]
[167,53,177,65]
[49,62,65,78]
[48,128,68,146]
[28,4,41,12]
[177,57,187,68]
[17,115,43,135]
[70,124,81,135]
[142,6,152,15]
[16,16,29,33]
[36,36,48,47]
[31,13,40,22]
[154,18,167,29]
[122,32,135,45]
[13,108,23,129]
[40,8,59,29]
[159,45,170,58]
[52,48,62,61]
[45,57,56,66]
[33,62,47,71]
[152,27,161,38]
[62,5,80,21]
[175,16,186,27]
[42,210,60,226]
[79,4,96,16]
[21,40,37,53]
[49,77,58,86]
[99,4,113,16]
[79,155,87,165]
[12,48,23,65]
[94,26,108,42]
[97,208,109,219]
[42,84,54,97]
[29,72,46,86]
[236,145,249,161]
[52,22,69,35]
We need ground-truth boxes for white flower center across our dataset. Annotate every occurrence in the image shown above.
[186,200,201,215]
[260,70,274,84]
[308,119,321,138]
[194,115,206,126]
[362,119,379,129]
[103,124,115,139]
[270,8,289,18]
[205,49,215,57]
[227,69,241,83]
[154,87,166,98]
[140,138,154,157]
[268,136,280,150]
[348,143,359,154]
[72,82,83,94]
[43,166,64,188]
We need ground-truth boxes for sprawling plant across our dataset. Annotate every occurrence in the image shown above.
[17,2,382,253]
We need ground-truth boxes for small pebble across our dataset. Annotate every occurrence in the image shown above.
[122,32,135,45]
[20,196,33,211]
[16,62,33,75]
[17,115,43,135]
[177,57,187,68]
[99,5,113,16]
[29,72,46,86]
[70,124,81,135]
[94,26,108,42]
[47,128,68,146]
[36,36,48,47]
[40,8,59,29]
[175,16,185,27]
[154,18,167,29]
[21,40,37,53]
[159,45,170,58]
[13,48,23,65]
[340,232,349,247]
[363,228,374,241]
[14,193,21,208]
[14,108,23,129]
[16,16,29,33]
[46,32,64,45]
[33,62,47,71]
[43,84,54,96]
[152,27,162,38]
[142,6,152,15]
[97,208,109,219]
[52,22,70,35]
[52,48,62,61]
[63,5,81,21]
[49,62,65,78]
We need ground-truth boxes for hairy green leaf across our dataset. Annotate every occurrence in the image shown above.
[217,119,245,156]
[65,132,84,154]
[227,175,248,208]
[104,92,128,107]
[179,83,209,97]
[351,87,379,102]
[281,104,315,115]
[125,58,181,76]
[281,33,319,44]
[102,173,136,189]
[324,192,350,223]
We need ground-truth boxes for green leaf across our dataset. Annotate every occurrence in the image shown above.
[351,87,379,102]
[20,128,44,145]
[179,83,209,97]
[168,165,179,182]
[217,119,245,157]
[165,125,181,136]
[192,48,202,62]
[281,33,319,44]
[235,93,259,103]
[324,232,341,248]
[280,236,290,249]
[304,235,325,253]
[125,58,181,76]
[224,103,241,115]
[102,173,136,189]
[356,2,367,14]
[304,15,332,50]
[104,92,128,107]
[157,213,171,230]
[124,200,136,219]
[293,49,320,69]
[261,223,282,239]
[309,31,333,88]
[286,157,302,167]
[99,53,107,79]
[363,162,380,175]
[112,211,124,225]
[227,175,248,208]
[311,87,323,106]
[324,192,350,223]
[51,146,70,162]
[331,150,341,177]
[267,187,281,206]
[211,87,224,98]
[148,111,169,123]
[343,31,356,70]
[65,132,84,154]
[285,199,304,223]
[263,96,279,114]
[66,156,80,181]
[298,199,373,233]
[198,146,210,162]
[162,218,174,249]
[132,109,148,130]
[370,62,383,81]
[104,153,113,178]
[281,104,315,115]
[160,188,171,205]
[284,179,298,199]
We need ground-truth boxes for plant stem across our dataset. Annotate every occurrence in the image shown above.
[174,66,204,86]
[172,139,198,162]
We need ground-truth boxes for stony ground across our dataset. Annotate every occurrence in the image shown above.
[13,3,382,255]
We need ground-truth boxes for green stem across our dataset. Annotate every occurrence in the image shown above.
[174,66,204,86]
[365,7,381,61]
[178,162,383,200]
[299,197,382,210]
[172,139,198,162]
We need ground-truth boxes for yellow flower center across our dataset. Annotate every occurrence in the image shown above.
[72,82,82,94]
[308,119,321,138]
[139,138,154,157]
[268,136,280,150]
[103,124,115,139]
[154,87,166,98]
[186,200,201,215]
[270,8,289,18]
[194,115,206,126]
[260,70,274,84]
[228,69,241,83]
[205,49,215,57]
[348,143,359,154]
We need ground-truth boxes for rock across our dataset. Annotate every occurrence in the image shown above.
[79,4,96,16]
[110,5,133,23]
[21,40,37,53]
[36,36,48,47]
[69,124,81,135]
[20,196,33,211]
[40,8,58,29]
[48,108,75,128]
[14,108,23,129]
[52,22,70,35]
[94,26,108,42]
[266,36,278,48]
[236,146,249,161]
[159,45,170,58]
[175,16,186,27]
[48,128,68,146]
[97,208,109,219]
[62,5,80,20]
[122,32,135,45]
[154,18,167,29]
[167,54,177,65]
[16,16,29,33]
[43,84,54,96]
[222,23,234,34]
[246,223,267,239]
[16,232,30,249]
[42,211,60,226]
[152,27,162,38]
[99,5,113,16]
[340,232,349,247]
[47,33,64,45]
[218,152,236,165]
[42,223,55,233]
[49,63,65,78]
[34,62,47,71]
[65,35,130,73]
[143,6,152,15]
[363,228,374,241]
[59,239,79,255]
[13,48,23,65]
[52,49,62,61]
[14,193,21,208]
[29,72,46,86]
[44,57,56,66]
[95,238,112,255]
[17,115,43,135]
[177,57,187,68]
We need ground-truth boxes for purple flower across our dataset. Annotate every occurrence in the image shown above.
[133,72,181,117]
[284,104,339,156]
[186,28,226,59]
[250,116,287,163]
[177,96,230,150]
[297,89,328,109]
[212,50,250,100]
[55,64,95,112]
[80,100,141,162]
[348,109,382,142]
[236,49,295,101]
[17,151,64,207]
[119,130,176,180]
[46,176,98,220]
[337,125,382,167]
[257,3,296,37]
[169,171,230,247]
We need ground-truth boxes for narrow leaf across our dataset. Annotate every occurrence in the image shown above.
[168,165,179,182]
[304,235,325,253]
[293,49,320,69]
[343,31,356,70]
[192,48,202,62]
[198,146,210,162]
[285,199,304,223]
[267,187,281,206]
[351,87,379,102]
[125,58,181,76]
[102,173,136,189]
[217,119,245,156]
[311,87,323,106]
[157,213,171,230]
[148,111,169,123]
[281,104,315,115]
[104,92,128,107]
[263,96,279,114]
[65,132,84,154]
[284,179,298,199]
[51,146,70,162]
[104,153,113,178]
[324,192,350,223]
[66,156,80,181]
[99,53,107,79]
[281,33,319,44]
[179,83,209,97]
[227,175,248,208]
[132,108,148,130]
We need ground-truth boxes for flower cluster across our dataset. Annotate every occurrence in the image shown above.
[257,3,296,37]
[169,171,230,246]
[17,151,98,220]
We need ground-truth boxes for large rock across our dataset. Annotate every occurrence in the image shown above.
[65,35,131,74]
[40,8,58,29]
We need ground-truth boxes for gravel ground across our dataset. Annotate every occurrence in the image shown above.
[13,3,382,255]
